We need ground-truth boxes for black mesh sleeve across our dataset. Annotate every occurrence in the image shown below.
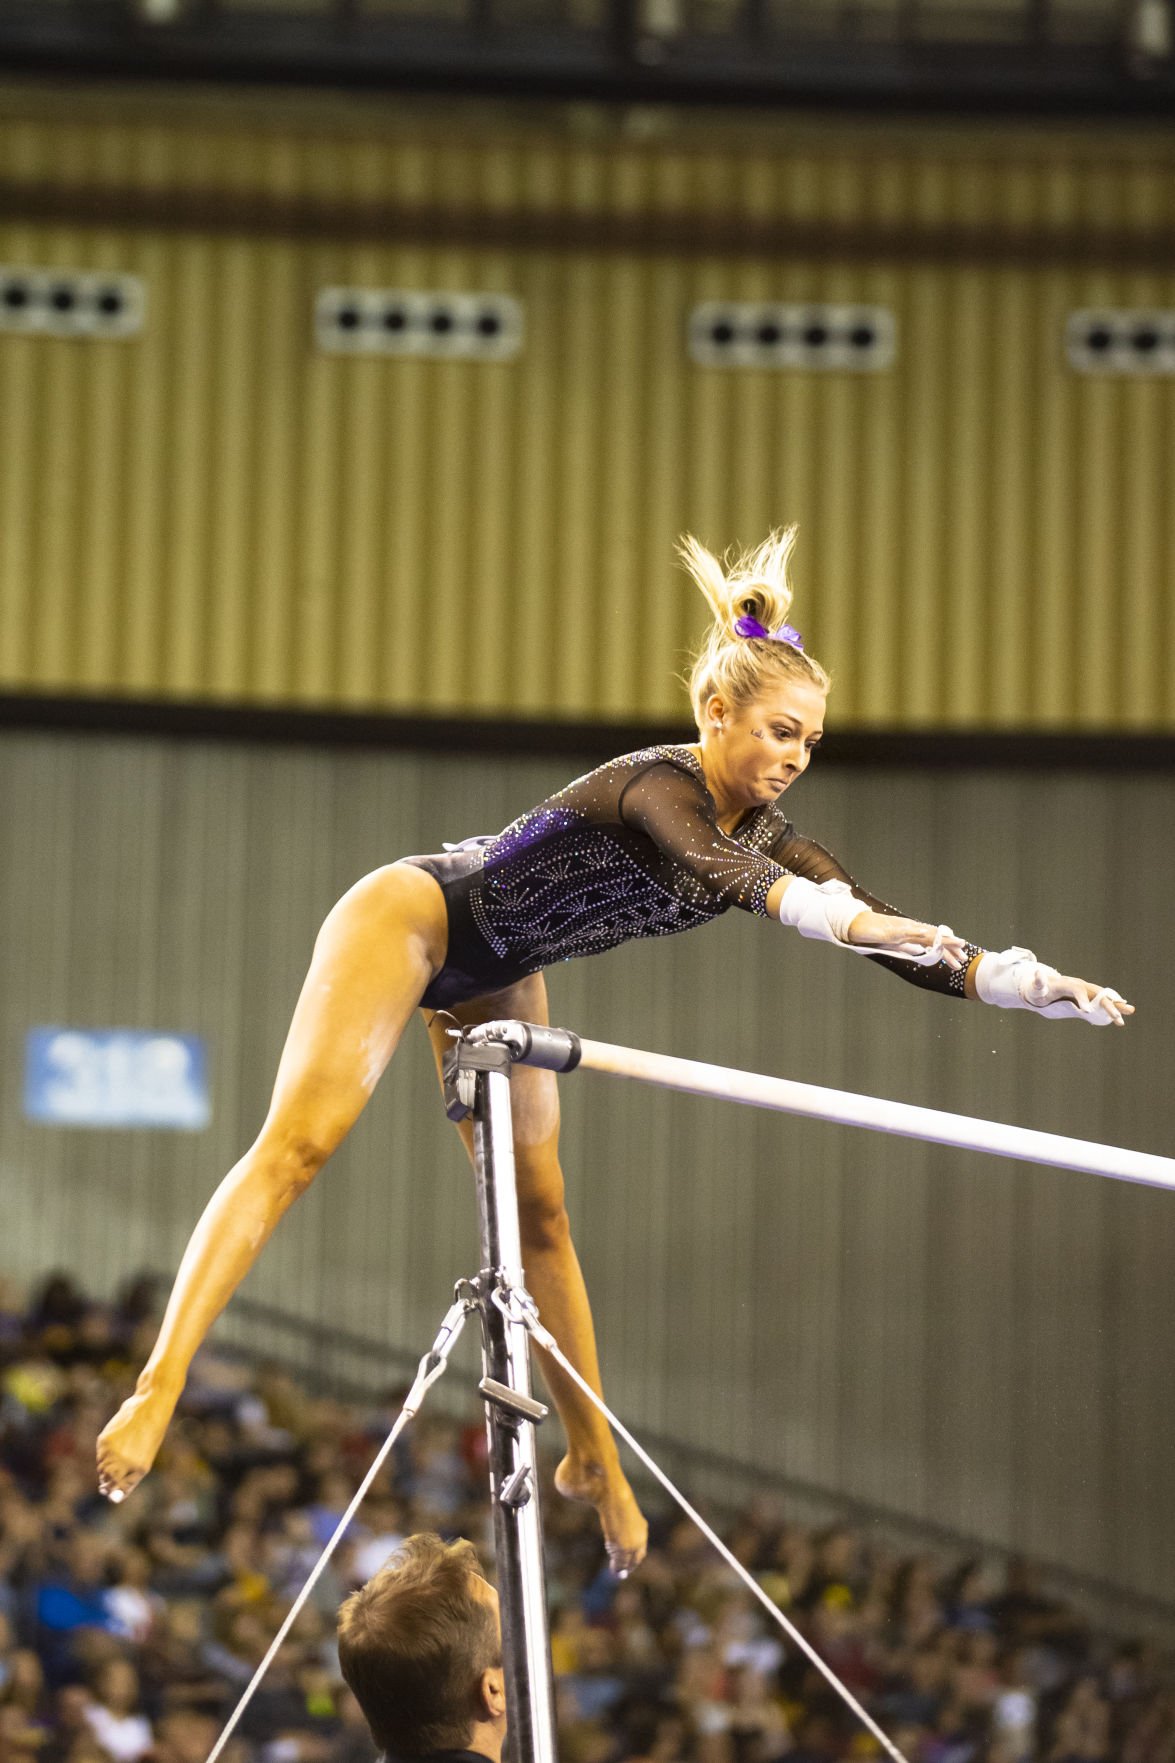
[619,762,789,915]
[767,827,981,999]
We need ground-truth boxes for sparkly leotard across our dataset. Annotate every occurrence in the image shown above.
[404,745,979,1010]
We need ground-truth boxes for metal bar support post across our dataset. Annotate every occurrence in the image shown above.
[443,1035,558,1763]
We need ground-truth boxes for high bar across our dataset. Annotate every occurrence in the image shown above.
[465,1022,1175,1193]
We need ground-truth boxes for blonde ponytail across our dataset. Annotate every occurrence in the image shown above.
[678,529,799,638]
[681,529,830,724]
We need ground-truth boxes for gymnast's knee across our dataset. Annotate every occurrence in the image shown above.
[516,1161,570,1253]
[251,1125,342,1195]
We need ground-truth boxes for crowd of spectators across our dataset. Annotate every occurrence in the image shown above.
[1,1271,1173,1763]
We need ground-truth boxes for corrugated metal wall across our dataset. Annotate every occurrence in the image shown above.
[0,95,1173,726]
[1,727,1172,1612]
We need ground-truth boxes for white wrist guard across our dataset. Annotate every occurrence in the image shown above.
[974,948,1124,1026]
[973,946,1038,1008]
[777,877,869,946]
[778,877,959,966]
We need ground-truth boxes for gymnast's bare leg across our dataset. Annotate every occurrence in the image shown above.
[426,980,649,1576]
[96,861,449,1502]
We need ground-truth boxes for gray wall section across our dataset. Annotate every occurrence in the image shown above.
[1,729,1173,1607]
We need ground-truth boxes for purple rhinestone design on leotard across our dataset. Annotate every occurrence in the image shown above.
[464,747,788,974]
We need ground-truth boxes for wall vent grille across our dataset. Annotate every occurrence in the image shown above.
[315,287,524,360]
[0,267,145,338]
[1066,309,1175,376]
[689,301,896,371]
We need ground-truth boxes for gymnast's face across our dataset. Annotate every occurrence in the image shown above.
[701,679,826,813]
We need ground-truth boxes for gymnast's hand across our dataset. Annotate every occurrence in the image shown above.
[1019,967,1134,1027]
[973,947,1133,1025]
[846,910,969,970]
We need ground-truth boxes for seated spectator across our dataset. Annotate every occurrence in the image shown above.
[152,1708,241,1763]
[111,1277,161,1339]
[105,1547,164,1646]
[942,1560,997,1634]
[561,1623,626,1724]
[136,1600,228,1718]
[51,1735,109,1763]
[987,1560,1088,1659]
[990,1648,1039,1763]
[27,1269,86,1332]
[781,1711,838,1761]
[307,1475,357,1550]
[1047,1675,1112,1762]
[880,1644,949,1728]
[350,1496,407,1587]
[2,1646,50,1720]
[32,1535,117,1685]
[0,1276,26,1351]
[951,1629,1001,1715]
[724,1662,792,1763]
[1,1647,53,1758]
[82,1658,153,1763]
[794,1526,865,1614]
[672,1642,730,1763]
[404,1421,470,1523]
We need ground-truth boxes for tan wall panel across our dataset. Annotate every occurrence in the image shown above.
[0,99,1174,726]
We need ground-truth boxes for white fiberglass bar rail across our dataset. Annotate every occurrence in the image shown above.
[574,1039,1174,1190]
[469,1023,1175,1193]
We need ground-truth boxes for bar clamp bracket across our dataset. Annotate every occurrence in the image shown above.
[442,1019,584,1121]
[442,1037,516,1122]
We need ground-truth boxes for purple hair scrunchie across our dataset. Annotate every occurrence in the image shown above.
[733,613,805,651]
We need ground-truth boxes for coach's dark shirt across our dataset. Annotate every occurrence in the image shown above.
[388,1751,495,1763]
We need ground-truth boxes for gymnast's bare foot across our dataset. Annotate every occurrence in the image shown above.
[96,1381,178,1502]
[555,1454,649,1577]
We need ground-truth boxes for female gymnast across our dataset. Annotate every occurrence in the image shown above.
[96,530,1132,1575]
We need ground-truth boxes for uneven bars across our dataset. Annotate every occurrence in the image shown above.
[468,1023,1175,1193]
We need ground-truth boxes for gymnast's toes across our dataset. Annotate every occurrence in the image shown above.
[606,1541,646,1580]
[96,1391,171,1502]
[602,1505,649,1578]
[96,1439,145,1503]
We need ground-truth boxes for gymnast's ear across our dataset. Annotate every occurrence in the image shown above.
[702,692,729,732]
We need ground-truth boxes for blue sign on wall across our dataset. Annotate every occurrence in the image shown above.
[25,1029,210,1130]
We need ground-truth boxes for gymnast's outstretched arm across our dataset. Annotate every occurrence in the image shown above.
[768,828,1133,1025]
